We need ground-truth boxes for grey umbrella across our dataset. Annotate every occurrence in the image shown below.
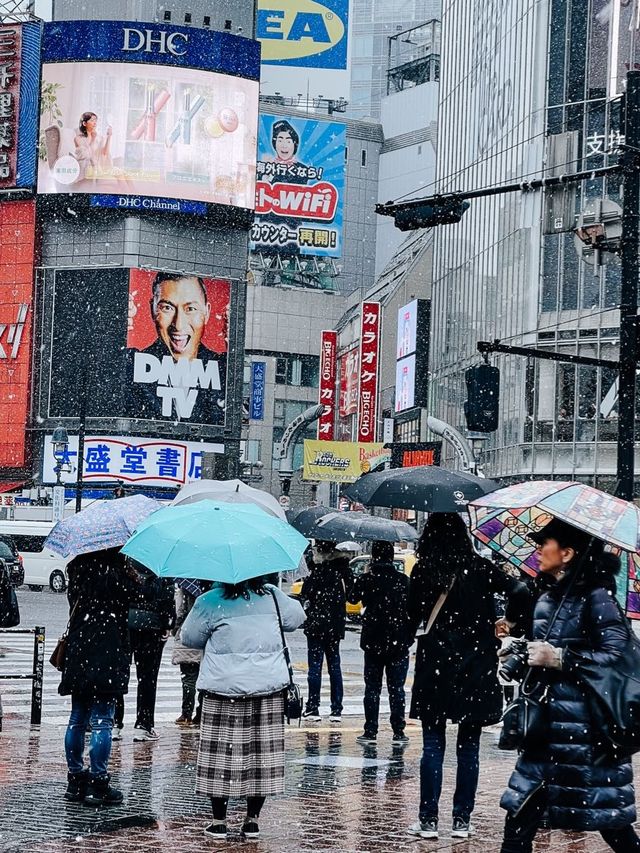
[312,511,418,543]
[288,505,334,538]
[343,466,498,513]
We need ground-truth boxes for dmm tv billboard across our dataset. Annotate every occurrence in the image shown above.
[38,21,260,213]
[251,112,345,257]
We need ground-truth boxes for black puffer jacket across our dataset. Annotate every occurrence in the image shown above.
[349,560,411,658]
[59,550,138,698]
[501,561,636,831]
[409,556,529,726]
[301,552,352,642]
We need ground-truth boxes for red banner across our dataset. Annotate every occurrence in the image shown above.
[0,25,21,190]
[317,330,337,440]
[0,200,35,468]
[357,301,381,443]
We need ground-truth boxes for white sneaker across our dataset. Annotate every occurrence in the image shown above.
[451,817,475,838]
[111,727,123,741]
[407,819,438,839]
[302,710,321,722]
[133,726,159,741]
[329,714,342,723]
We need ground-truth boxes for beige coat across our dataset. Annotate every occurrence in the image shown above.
[171,587,203,666]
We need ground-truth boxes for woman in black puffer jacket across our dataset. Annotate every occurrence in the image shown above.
[499,518,640,852]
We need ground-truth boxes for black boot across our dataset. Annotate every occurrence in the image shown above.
[84,774,123,807]
[64,769,89,802]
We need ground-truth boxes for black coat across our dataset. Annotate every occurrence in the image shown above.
[501,564,636,831]
[129,572,176,633]
[301,553,352,642]
[349,561,411,658]
[59,552,138,698]
[409,556,529,726]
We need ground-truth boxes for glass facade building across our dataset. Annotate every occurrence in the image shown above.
[431,0,640,488]
[349,0,440,119]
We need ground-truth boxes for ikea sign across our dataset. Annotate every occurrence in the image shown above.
[257,0,348,69]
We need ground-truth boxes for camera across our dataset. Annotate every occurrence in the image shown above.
[498,638,529,683]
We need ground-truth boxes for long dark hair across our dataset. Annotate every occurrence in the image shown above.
[221,574,277,600]
[78,111,97,137]
[415,513,475,593]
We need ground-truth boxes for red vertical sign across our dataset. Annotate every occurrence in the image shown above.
[318,330,337,440]
[0,25,22,190]
[357,302,381,443]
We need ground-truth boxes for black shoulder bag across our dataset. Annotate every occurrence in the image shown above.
[499,571,579,751]
[270,590,304,725]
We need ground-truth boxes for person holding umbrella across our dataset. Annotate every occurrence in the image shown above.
[348,540,412,745]
[59,548,140,806]
[300,540,353,722]
[497,518,640,853]
[180,575,305,838]
[407,513,529,841]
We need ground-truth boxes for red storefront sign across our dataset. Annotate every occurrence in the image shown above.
[0,200,35,468]
[357,301,381,443]
[317,330,337,440]
[0,25,21,190]
[339,346,359,417]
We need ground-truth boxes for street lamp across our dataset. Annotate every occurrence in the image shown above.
[51,425,69,522]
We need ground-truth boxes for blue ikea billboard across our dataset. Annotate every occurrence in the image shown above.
[257,0,349,69]
[38,21,260,212]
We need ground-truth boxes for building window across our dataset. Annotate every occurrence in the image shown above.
[274,354,319,387]
[245,439,262,464]
[184,12,192,23]
[361,149,367,167]
[163,10,171,20]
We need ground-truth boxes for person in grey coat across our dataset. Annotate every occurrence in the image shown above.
[181,575,305,840]
[171,585,204,726]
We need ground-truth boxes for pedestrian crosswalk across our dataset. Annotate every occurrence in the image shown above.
[0,635,389,725]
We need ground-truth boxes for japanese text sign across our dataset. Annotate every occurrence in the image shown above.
[42,434,224,488]
[317,330,337,440]
[0,23,40,191]
[250,361,266,421]
[357,302,381,443]
[339,346,359,417]
[251,113,345,258]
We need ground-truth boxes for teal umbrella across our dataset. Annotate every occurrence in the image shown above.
[121,500,308,584]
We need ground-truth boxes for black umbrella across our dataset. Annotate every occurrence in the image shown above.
[312,511,418,543]
[343,466,498,513]
[288,505,333,538]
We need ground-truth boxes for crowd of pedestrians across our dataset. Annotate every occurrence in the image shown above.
[3,501,637,849]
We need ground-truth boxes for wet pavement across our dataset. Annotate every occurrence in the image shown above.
[0,714,633,852]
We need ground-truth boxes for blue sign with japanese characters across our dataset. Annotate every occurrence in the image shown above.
[42,434,224,487]
[250,361,266,421]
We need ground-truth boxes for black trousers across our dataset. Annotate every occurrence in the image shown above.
[115,630,165,730]
[211,796,266,820]
[500,787,640,852]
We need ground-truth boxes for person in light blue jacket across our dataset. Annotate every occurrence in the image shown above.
[181,575,304,841]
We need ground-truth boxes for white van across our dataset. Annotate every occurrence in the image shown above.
[0,521,68,592]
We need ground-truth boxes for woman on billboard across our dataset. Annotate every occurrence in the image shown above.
[75,112,130,186]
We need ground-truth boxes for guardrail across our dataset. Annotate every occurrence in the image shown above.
[0,627,45,728]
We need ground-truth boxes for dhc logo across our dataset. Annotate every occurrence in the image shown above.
[257,0,346,64]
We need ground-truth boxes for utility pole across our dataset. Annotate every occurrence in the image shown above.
[616,71,640,501]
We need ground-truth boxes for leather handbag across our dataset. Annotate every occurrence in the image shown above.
[49,599,79,672]
[270,590,304,724]
[573,604,640,755]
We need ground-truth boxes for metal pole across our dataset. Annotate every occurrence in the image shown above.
[75,371,87,514]
[616,71,640,501]
[30,626,45,725]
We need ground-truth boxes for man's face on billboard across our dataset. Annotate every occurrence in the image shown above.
[151,277,211,360]
[275,131,296,161]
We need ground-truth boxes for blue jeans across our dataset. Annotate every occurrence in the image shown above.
[420,718,482,823]
[363,651,409,737]
[64,695,115,778]
[306,638,343,714]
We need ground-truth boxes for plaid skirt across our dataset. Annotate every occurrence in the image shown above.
[196,692,285,798]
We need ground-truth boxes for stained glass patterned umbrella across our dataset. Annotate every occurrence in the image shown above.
[45,494,162,559]
[468,480,640,619]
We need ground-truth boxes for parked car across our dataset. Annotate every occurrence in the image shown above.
[0,521,68,592]
[0,535,25,587]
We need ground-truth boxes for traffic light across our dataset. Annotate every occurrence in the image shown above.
[393,198,470,232]
[464,364,500,432]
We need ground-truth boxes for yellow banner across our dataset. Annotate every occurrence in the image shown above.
[303,440,390,483]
